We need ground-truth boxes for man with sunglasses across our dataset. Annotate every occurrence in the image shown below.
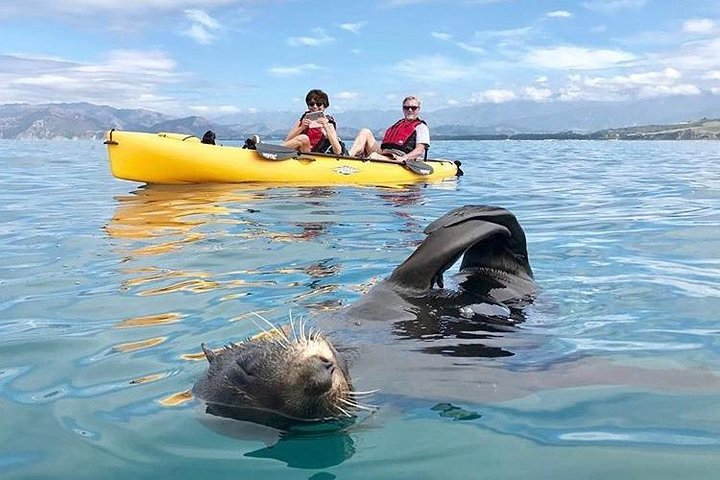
[348,96,429,162]
[283,89,343,155]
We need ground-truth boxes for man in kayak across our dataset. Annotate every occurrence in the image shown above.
[283,89,344,154]
[348,96,430,162]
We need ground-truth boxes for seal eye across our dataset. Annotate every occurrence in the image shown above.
[229,356,258,386]
[317,355,334,369]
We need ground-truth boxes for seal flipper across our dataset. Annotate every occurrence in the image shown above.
[388,213,512,292]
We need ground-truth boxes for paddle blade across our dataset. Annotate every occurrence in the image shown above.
[256,143,299,161]
[404,159,434,175]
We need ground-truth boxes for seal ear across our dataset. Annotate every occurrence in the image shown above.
[201,343,216,363]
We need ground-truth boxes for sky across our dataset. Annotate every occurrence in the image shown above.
[1,0,719,117]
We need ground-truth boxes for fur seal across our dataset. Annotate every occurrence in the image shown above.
[192,326,356,426]
[193,205,536,425]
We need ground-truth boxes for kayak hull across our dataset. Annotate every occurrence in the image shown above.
[105,130,460,185]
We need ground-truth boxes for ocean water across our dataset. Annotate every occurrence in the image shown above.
[1,139,719,479]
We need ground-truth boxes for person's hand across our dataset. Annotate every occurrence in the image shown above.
[301,118,312,128]
[317,116,330,128]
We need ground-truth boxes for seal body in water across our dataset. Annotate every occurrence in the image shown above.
[193,205,536,424]
[340,204,536,324]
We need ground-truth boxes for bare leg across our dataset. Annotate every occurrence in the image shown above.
[283,134,311,153]
[348,128,381,157]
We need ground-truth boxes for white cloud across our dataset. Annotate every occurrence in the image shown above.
[268,63,321,76]
[393,55,478,82]
[0,1,240,17]
[189,104,240,114]
[682,18,718,35]
[475,26,535,42]
[582,0,647,13]
[432,32,484,53]
[526,46,635,70]
[637,84,701,98]
[336,91,359,100]
[556,67,704,101]
[470,89,517,104]
[524,86,553,101]
[576,68,682,91]
[0,50,182,110]
[181,11,221,46]
[547,10,573,18]
[185,9,220,30]
[703,71,720,80]
[384,0,510,5]
[288,28,334,47]
[456,42,485,54]
[431,32,453,41]
[340,22,366,34]
[649,37,720,71]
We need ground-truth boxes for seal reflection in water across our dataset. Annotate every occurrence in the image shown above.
[193,205,536,426]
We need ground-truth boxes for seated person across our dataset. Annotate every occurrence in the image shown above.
[283,89,343,154]
[348,96,429,162]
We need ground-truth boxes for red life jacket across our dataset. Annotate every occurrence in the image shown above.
[300,112,337,153]
[381,119,425,153]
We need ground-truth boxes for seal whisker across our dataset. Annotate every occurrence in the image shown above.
[335,405,353,418]
[347,389,380,396]
[340,397,378,411]
[299,316,307,342]
[288,310,299,343]
[250,312,291,348]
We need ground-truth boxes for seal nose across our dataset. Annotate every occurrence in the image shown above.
[305,355,336,394]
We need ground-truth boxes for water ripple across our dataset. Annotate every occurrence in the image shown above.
[1,139,719,477]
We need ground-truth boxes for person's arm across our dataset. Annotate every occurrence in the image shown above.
[403,144,427,161]
[319,117,343,154]
[285,117,310,141]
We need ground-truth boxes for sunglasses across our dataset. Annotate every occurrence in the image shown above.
[307,102,325,108]
[403,105,419,111]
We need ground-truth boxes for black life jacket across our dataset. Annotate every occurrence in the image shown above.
[381,119,426,153]
[300,112,338,153]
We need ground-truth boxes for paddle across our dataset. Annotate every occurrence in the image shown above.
[378,149,434,175]
[255,143,434,175]
[255,142,299,160]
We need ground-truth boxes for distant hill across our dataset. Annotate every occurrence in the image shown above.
[0,102,172,139]
[589,118,720,140]
[0,101,718,140]
[432,118,720,140]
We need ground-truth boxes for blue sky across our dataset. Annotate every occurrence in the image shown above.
[1,0,719,117]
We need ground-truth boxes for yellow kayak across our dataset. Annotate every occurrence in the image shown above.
[105,130,461,185]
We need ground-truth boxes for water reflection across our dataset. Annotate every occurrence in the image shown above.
[104,184,347,308]
[105,183,263,253]
[104,184,341,255]
[199,407,357,468]
[245,431,356,469]
[391,303,523,359]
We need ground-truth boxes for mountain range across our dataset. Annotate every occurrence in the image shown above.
[0,95,719,140]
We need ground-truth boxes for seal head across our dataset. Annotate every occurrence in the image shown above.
[192,331,353,422]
